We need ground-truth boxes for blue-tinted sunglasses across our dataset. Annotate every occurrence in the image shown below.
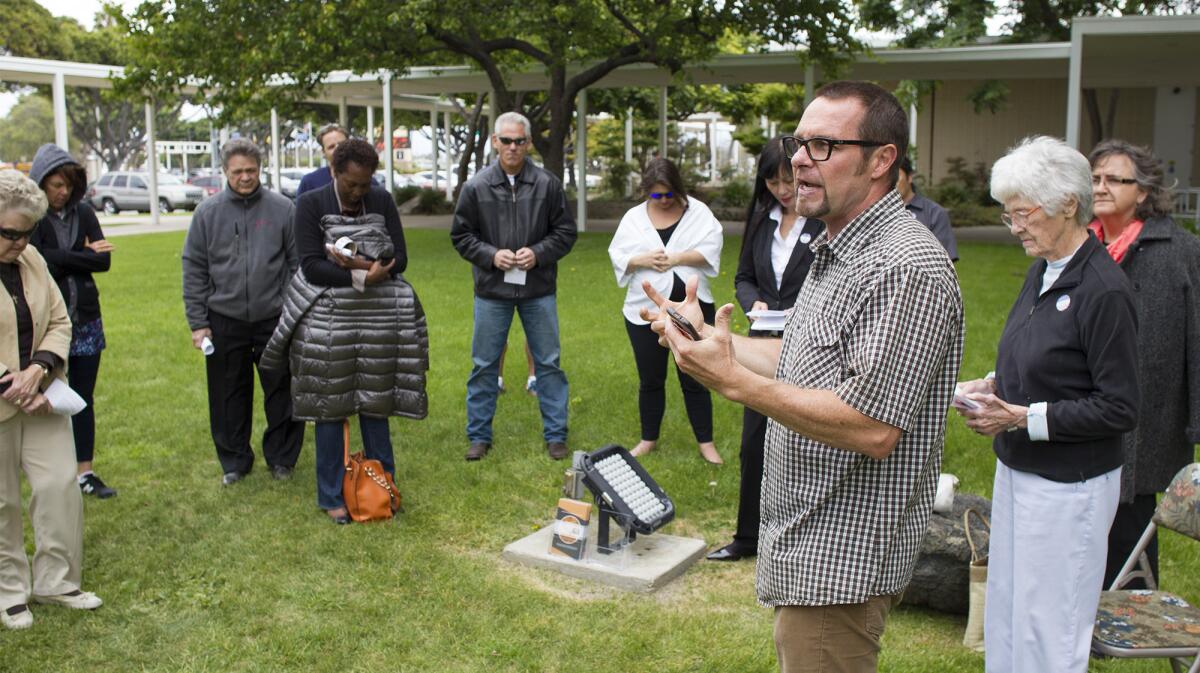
[649,192,674,200]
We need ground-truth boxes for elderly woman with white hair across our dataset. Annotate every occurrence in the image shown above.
[0,169,102,630]
[954,136,1138,673]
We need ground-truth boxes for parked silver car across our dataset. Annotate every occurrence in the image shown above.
[88,171,205,214]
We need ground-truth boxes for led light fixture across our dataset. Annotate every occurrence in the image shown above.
[579,445,675,553]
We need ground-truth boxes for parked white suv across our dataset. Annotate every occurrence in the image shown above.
[88,171,205,214]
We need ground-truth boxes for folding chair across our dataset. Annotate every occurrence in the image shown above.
[1092,463,1200,673]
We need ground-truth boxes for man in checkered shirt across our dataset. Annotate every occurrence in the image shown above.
[646,81,964,672]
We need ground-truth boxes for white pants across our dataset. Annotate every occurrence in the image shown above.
[984,460,1120,673]
[0,412,83,610]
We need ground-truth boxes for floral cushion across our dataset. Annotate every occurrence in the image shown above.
[1154,463,1200,540]
[1094,590,1200,651]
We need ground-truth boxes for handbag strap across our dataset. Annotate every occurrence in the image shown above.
[342,419,351,469]
[963,508,991,564]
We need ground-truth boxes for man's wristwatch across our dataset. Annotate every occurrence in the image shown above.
[32,361,50,379]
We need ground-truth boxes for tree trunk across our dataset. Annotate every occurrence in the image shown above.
[453,95,487,202]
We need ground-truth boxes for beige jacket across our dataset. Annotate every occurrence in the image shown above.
[0,246,71,423]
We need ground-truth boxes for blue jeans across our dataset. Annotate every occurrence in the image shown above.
[466,294,568,444]
[314,416,394,511]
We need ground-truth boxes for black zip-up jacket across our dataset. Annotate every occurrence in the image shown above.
[28,144,110,327]
[734,206,823,315]
[450,160,577,300]
[993,233,1139,482]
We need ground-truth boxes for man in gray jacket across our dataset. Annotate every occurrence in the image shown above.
[451,111,577,461]
[182,138,304,485]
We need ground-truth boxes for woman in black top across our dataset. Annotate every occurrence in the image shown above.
[1086,139,1200,589]
[608,158,725,464]
[707,137,823,562]
[28,144,115,499]
[955,136,1138,673]
[292,139,409,524]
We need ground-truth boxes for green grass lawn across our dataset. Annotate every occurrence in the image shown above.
[4,230,1197,672]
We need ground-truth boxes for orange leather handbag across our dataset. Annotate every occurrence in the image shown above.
[342,420,401,522]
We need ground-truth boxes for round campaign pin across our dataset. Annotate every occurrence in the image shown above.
[800,233,812,244]
[1056,294,1071,312]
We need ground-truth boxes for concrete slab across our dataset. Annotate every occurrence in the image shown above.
[502,523,707,593]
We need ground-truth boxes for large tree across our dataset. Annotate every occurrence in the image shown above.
[119,0,859,177]
[0,0,185,171]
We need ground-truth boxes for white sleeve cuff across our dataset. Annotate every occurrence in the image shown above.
[350,268,367,293]
[1026,402,1049,441]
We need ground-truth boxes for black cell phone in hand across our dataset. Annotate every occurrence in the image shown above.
[665,306,702,341]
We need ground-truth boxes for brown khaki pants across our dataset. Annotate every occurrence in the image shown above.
[774,593,903,673]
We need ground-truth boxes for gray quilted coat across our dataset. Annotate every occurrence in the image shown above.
[262,214,429,422]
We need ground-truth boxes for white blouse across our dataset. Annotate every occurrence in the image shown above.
[607,196,724,325]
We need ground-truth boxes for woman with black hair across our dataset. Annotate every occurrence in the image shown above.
[266,138,428,524]
[608,158,725,464]
[707,137,823,562]
[28,144,115,499]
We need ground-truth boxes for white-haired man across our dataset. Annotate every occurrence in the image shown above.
[450,112,577,461]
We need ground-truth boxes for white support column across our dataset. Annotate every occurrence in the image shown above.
[707,118,717,180]
[909,103,918,150]
[624,106,633,197]
[1066,24,1084,149]
[366,105,375,146]
[52,72,69,151]
[338,97,348,130]
[145,101,160,225]
[804,63,815,110]
[182,152,188,175]
[431,106,440,191]
[270,108,281,196]
[658,86,668,157]
[575,88,588,232]
[210,126,219,171]
[443,108,453,199]
[382,74,395,195]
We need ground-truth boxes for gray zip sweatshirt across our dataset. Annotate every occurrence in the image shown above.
[182,184,298,329]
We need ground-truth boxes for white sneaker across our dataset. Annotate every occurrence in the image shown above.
[497,376,506,393]
[525,376,537,396]
[1,604,32,630]
[32,590,102,610]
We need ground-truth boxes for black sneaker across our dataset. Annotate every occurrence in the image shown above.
[270,465,294,481]
[79,473,117,499]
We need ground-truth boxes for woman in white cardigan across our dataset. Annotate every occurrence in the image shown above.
[608,158,724,464]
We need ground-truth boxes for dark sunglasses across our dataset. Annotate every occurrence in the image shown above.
[649,192,674,200]
[0,224,37,241]
[497,136,528,146]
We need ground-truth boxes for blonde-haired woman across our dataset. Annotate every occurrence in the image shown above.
[0,169,102,630]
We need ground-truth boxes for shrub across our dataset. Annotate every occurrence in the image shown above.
[927,156,993,209]
[716,180,753,208]
[602,160,635,199]
[412,188,454,215]
[393,185,421,206]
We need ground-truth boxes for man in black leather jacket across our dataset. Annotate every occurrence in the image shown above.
[450,111,577,461]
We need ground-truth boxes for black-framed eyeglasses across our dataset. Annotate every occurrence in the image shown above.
[0,224,37,241]
[649,192,674,200]
[1091,174,1138,187]
[497,136,528,146]
[782,136,886,162]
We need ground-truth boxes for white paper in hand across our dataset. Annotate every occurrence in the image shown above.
[746,309,789,332]
[43,378,87,416]
[504,267,527,285]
